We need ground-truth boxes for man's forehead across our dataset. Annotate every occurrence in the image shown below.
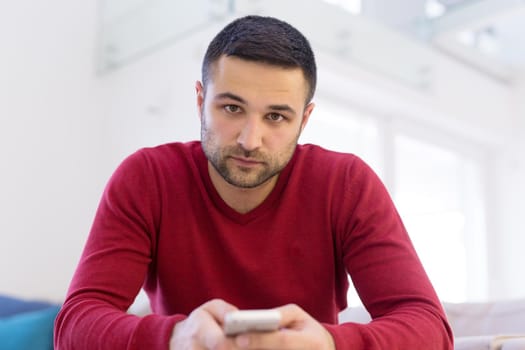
[207,56,309,103]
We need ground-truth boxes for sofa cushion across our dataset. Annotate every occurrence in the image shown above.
[0,295,55,317]
[454,335,495,350]
[444,299,525,337]
[500,337,525,350]
[338,305,371,324]
[0,305,60,350]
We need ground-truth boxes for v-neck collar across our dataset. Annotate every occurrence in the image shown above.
[193,143,297,225]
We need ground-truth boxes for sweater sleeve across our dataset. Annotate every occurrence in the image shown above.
[327,157,454,349]
[54,150,184,349]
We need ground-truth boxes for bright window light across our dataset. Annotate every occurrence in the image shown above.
[425,0,446,18]
[299,101,382,176]
[394,134,487,302]
[457,27,500,56]
[322,0,361,15]
[457,29,476,47]
[301,97,488,305]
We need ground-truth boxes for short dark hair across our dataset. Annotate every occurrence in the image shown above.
[201,15,317,103]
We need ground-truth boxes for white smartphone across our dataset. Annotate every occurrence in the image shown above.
[223,309,281,336]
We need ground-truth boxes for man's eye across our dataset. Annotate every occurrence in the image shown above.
[267,113,285,122]
[224,105,240,113]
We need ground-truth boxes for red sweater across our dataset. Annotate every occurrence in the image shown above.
[55,141,453,349]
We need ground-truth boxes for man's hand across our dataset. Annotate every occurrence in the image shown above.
[232,304,336,350]
[170,301,335,350]
[169,299,238,350]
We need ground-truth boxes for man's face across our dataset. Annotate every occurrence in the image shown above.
[197,55,314,189]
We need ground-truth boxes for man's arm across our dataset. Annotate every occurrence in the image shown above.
[54,151,182,349]
[326,156,454,349]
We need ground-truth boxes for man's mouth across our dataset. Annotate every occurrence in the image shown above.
[230,156,263,167]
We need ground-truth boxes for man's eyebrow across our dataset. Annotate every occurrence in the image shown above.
[214,92,297,115]
[214,92,246,104]
[268,104,296,115]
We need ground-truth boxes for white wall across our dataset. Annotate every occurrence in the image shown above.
[0,1,104,302]
[488,80,525,300]
[1,1,524,302]
[97,22,214,166]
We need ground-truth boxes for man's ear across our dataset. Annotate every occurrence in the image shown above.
[195,81,204,120]
[300,102,315,133]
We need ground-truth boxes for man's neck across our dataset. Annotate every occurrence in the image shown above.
[207,162,278,214]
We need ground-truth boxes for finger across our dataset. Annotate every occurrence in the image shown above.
[274,304,306,329]
[202,299,239,324]
[235,328,301,349]
[197,300,239,349]
[203,328,238,350]
[233,304,304,349]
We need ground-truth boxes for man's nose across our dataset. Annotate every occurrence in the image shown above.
[237,117,263,151]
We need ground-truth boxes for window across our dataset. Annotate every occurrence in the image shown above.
[300,102,383,177]
[394,134,487,302]
[302,97,488,304]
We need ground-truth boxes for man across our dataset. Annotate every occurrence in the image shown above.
[55,15,453,349]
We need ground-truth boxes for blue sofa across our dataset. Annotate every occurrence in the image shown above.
[0,294,60,350]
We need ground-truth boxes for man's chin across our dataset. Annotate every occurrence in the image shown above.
[225,177,264,189]
[224,172,275,189]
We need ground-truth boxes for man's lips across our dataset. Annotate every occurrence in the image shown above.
[230,156,263,167]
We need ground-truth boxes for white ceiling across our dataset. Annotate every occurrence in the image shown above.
[100,0,524,84]
[430,0,525,82]
[354,0,525,83]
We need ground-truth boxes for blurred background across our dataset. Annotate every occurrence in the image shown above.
[1,0,523,306]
